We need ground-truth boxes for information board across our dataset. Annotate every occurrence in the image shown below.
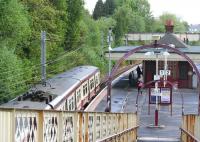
[150,88,161,104]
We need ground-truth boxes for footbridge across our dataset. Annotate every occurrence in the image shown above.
[0,104,200,142]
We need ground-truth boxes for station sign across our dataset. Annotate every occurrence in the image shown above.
[159,70,171,76]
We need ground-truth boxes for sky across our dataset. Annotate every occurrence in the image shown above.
[84,0,200,24]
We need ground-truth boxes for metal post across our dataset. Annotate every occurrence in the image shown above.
[41,31,46,86]
[164,54,167,87]
[109,49,111,76]
[106,28,112,112]
[155,54,159,126]
[108,28,112,76]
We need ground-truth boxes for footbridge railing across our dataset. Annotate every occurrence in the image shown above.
[0,108,138,142]
[181,114,200,142]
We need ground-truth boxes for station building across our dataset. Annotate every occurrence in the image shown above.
[106,20,200,88]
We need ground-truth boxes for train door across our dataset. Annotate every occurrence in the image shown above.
[89,76,95,99]
[76,87,82,110]
[82,81,89,106]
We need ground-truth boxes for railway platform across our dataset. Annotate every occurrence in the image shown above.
[95,75,199,142]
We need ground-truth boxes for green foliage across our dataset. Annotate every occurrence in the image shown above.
[104,0,116,16]
[128,13,145,33]
[65,0,83,50]
[93,0,104,20]
[113,5,132,45]
[19,0,68,60]
[0,0,30,48]
[0,47,30,104]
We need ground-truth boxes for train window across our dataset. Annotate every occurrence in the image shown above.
[65,100,68,110]
[83,83,88,96]
[68,97,74,111]
[95,74,99,85]
[71,97,74,110]
[76,89,81,104]
[90,79,94,90]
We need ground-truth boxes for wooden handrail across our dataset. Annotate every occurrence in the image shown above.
[180,127,200,142]
[96,125,139,142]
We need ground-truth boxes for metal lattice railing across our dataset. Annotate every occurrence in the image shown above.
[0,108,138,142]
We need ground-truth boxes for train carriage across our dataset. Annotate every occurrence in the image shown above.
[1,66,101,111]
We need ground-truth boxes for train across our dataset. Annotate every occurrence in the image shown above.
[2,65,101,111]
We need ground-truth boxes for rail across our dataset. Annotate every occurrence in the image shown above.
[0,107,138,142]
[181,114,200,142]
[96,126,139,142]
[180,127,200,142]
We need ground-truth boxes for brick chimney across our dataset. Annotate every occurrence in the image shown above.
[165,19,174,33]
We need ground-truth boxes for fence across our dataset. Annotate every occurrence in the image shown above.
[0,108,138,142]
[126,33,200,41]
[181,114,200,142]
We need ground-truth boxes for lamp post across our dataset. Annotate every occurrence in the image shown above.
[145,36,169,127]
[155,53,159,126]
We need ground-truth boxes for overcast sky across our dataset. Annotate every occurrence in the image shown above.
[84,0,200,24]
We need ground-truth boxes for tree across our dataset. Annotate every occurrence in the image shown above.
[65,0,83,50]
[104,0,116,16]
[113,5,132,45]
[0,0,30,49]
[19,0,67,60]
[128,13,145,33]
[93,0,104,20]
[125,0,153,32]
[0,47,28,104]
